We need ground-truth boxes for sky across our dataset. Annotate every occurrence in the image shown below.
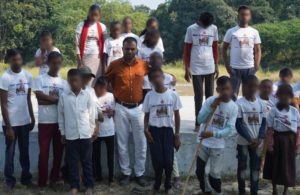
[129,0,166,9]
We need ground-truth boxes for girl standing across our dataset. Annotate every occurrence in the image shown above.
[76,4,107,85]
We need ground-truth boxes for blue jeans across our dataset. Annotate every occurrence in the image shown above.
[3,125,32,187]
[66,138,94,190]
[237,144,261,195]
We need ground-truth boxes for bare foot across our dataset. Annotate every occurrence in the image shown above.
[69,188,78,195]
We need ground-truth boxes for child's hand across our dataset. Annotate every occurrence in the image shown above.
[200,131,214,139]
[106,109,114,118]
[210,98,221,110]
[61,135,66,144]
[250,139,261,148]
[174,134,181,151]
[5,127,15,141]
[144,130,154,143]
[98,112,104,122]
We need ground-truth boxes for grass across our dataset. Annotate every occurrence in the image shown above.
[1,61,300,84]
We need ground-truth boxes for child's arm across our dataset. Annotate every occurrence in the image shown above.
[35,91,59,105]
[174,110,181,151]
[197,97,220,125]
[0,89,14,140]
[235,104,253,143]
[144,112,154,143]
[75,32,82,68]
[27,88,35,131]
[296,128,300,154]
[265,127,274,152]
[258,117,267,140]
[102,53,108,71]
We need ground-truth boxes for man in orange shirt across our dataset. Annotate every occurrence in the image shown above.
[105,37,148,187]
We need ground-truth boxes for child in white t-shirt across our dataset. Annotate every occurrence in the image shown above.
[138,29,164,62]
[93,76,115,184]
[143,68,182,194]
[121,16,140,43]
[196,76,238,194]
[103,21,124,68]
[35,30,60,75]
[272,67,293,97]
[235,75,267,195]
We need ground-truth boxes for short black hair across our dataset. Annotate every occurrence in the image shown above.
[148,68,164,81]
[279,67,293,78]
[95,76,107,86]
[238,5,251,13]
[123,16,132,23]
[243,75,259,86]
[40,30,52,38]
[260,79,272,85]
[216,76,231,86]
[67,68,81,78]
[276,83,293,98]
[47,51,62,63]
[123,36,137,46]
[5,49,22,62]
[199,12,214,28]
[110,20,121,28]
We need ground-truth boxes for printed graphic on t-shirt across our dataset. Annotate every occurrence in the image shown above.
[15,80,27,95]
[49,84,60,97]
[233,35,253,48]
[211,112,226,129]
[199,31,213,46]
[275,115,291,127]
[155,99,170,118]
[245,108,260,125]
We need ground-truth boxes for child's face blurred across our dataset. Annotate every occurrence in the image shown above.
[40,36,53,50]
[277,92,292,106]
[123,18,133,32]
[243,80,259,97]
[149,54,163,68]
[68,75,82,92]
[146,34,159,47]
[259,81,272,97]
[9,54,23,69]
[150,71,164,89]
[280,75,292,84]
[48,57,62,74]
[82,76,92,87]
[89,10,100,22]
[111,24,122,38]
[216,82,233,101]
[94,84,107,97]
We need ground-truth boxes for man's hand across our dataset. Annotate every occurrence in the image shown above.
[214,65,219,80]
[6,127,15,141]
[184,68,192,82]
[210,97,221,110]
[144,130,154,143]
[225,66,233,75]
[61,135,66,144]
[29,119,35,131]
[200,131,214,139]
[174,134,181,151]
[254,65,259,72]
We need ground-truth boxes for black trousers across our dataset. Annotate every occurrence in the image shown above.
[149,126,174,191]
[92,135,115,182]
[192,74,214,126]
[66,138,94,190]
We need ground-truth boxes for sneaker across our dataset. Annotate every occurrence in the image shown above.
[135,175,147,187]
[119,175,130,186]
[3,184,13,193]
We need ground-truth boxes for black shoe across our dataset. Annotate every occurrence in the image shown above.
[135,175,147,187]
[119,175,130,186]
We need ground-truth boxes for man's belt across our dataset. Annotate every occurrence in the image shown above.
[116,99,142,109]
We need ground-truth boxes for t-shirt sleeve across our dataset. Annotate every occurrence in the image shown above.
[254,30,261,44]
[173,92,182,110]
[184,27,192,43]
[28,73,33,89]
[267,108,275,128]
[33,77,43,92]
[223,29,232,43]
[142,93,150,113]
[0,75,8,91]
[142,76,151,90]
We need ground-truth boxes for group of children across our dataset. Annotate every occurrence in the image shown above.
[196,68,300,195]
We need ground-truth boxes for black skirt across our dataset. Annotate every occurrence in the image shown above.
[263,131,296,187]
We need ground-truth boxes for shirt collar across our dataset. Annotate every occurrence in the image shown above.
[122,57,138,66]
[68,89,84,96]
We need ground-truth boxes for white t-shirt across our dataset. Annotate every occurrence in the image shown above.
[96,92,115,137]
[223,26,261,69]
[257,95,276,114]
[143,73,175,91]
[267,106,300,133]
[84,86,98,104]
[35,47,60,75]
[0,69,33,126]
[138,43,164,62]
[121,32,140,43]
[143,89,182,128]
[236,97,267,145]
[76,21,107,55]
[198,96,238,149]
[104,37,124,65]
[293,82,300,98]
[34,74,68,123]
[184,24,218,75]
[139,35,164,53]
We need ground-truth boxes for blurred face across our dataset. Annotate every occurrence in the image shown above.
[111,24,122,39]
[68,75,82,92]
[123,18,133,32]
[147,20,159,30]
[259,81,273,98]
[277,92,292,106]
[94,84,107,97]
[238,9,251,25]
[149,53,163,68]
[82,75,92,87]
[123,41,137,61]
[48,57,62,75]
[216,82,233,101]
[40,36,53,50]
[150,71,164,89]
[145,33,160,47]
[9,54,23,70]
[89,10,101,22]
[280,75,293,84]
[243,80,259,97]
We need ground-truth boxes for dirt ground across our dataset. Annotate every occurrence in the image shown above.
[2,177,300,195]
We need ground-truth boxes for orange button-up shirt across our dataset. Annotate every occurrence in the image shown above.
[105,57,148,103]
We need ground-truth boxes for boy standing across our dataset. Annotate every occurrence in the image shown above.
[58,69,97,195]
[0,49,35,192]
[196,76,238,195]
[34,51,68,187]
[272,67,293,96]
[143,68,182,194]
[235,75,267,195]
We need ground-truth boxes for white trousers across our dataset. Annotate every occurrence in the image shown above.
[114,103,147,176]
